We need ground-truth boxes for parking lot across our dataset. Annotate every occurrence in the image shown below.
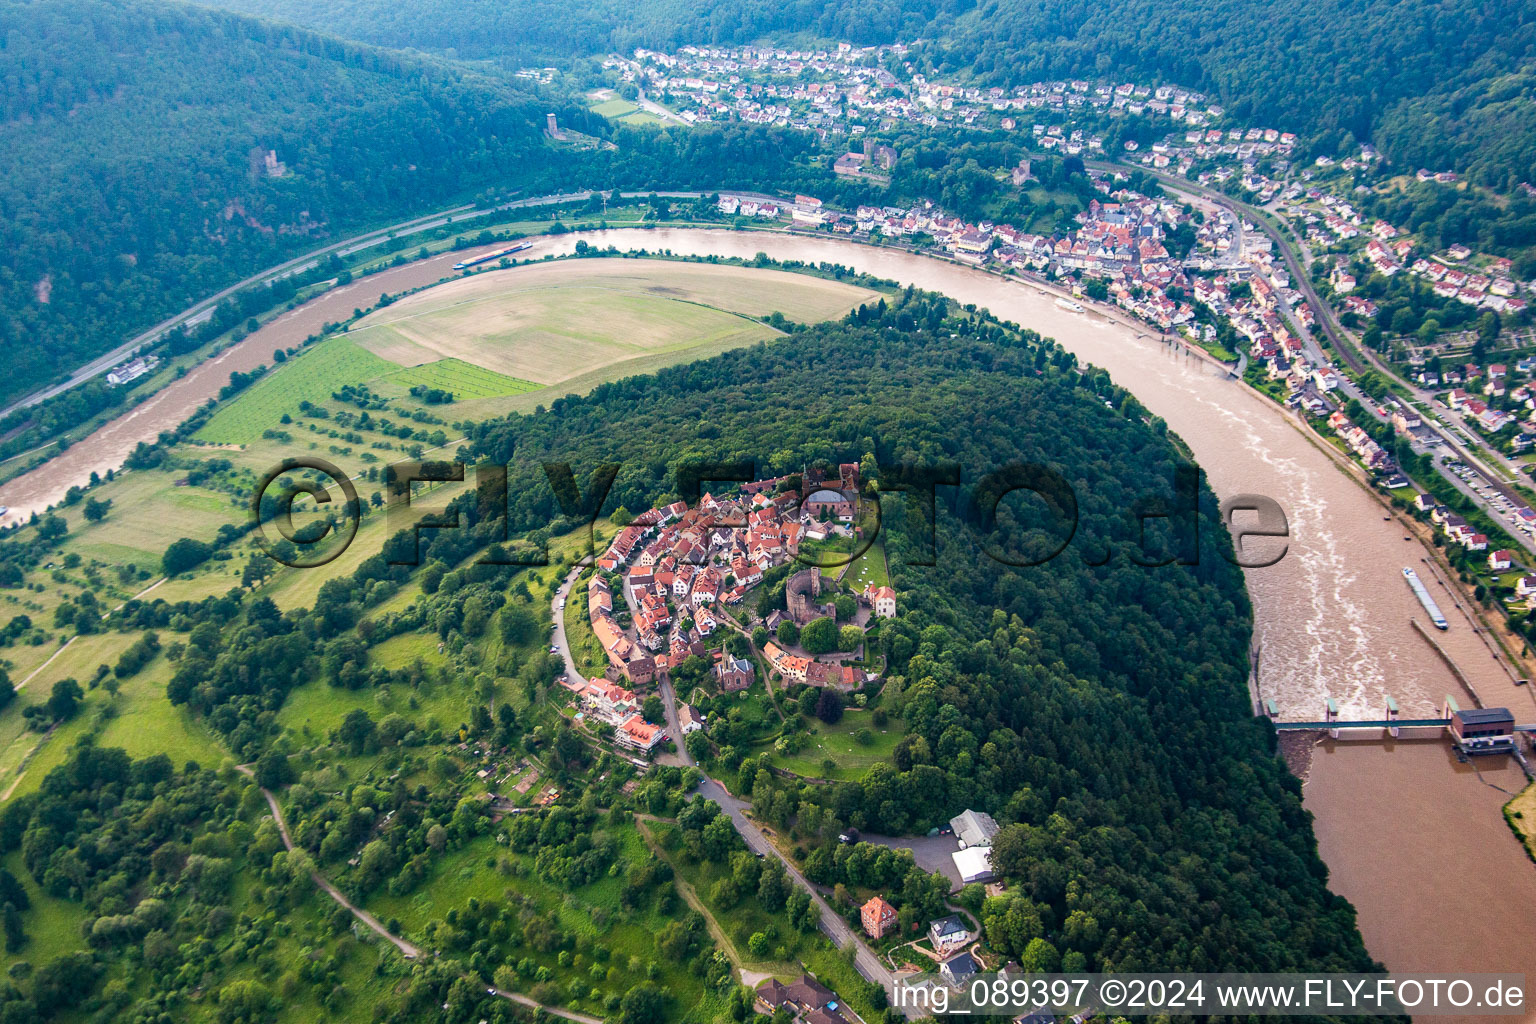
[860,832,965,888]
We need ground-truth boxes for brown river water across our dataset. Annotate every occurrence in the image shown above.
[4,228,1533,997]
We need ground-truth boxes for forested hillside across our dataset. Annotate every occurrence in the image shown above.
[464,280,1377,974]
[0,0,871,411]
[926,0,1536,191]
[203,0,965,61]
[212,0,1536,189]
[0,0,570,407]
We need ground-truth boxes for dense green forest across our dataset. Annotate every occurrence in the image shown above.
[212,0,1536,190]
[0,0,574,408]
[923,0,1536,191]
[0,0,841,409]
[204,0,965,62]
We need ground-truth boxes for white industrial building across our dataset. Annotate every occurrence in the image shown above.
[952,845,995,884]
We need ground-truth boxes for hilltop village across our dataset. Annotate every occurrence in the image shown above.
[561,465,895,753]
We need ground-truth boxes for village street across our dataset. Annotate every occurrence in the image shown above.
[550,563,914,1013]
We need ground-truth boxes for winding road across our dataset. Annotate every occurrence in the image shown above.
[234,765,421,959]
[550,565,913,1012]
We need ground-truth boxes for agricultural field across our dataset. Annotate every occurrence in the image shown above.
[350,259,879,395]
[56,467,243,569]
[192,259,878,452]
[197,339,399,445]
[383,357,538,401]
[590,97,640,118]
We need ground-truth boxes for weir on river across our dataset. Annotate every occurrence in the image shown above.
[1268,693,1528,768]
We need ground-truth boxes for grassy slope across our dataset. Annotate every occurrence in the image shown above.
[563,572,610,679]
[764,710,906,782]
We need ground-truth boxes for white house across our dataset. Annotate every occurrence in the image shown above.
[864,584,897,618]
[928,915,971,951]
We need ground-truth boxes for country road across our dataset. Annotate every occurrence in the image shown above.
[551,564,913,1011]
[695,776,911,1009]
[551,563,590,685]
[487,988,602,1024]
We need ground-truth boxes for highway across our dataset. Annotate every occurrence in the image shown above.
[2,202,472,418]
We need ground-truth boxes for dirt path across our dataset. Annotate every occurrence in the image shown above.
[235,765,603,1024]
[236,765,421,958]
[18,636,75,690]
[635,816,754,972]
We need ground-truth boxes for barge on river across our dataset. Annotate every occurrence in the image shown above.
[1403,567,1448,630]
